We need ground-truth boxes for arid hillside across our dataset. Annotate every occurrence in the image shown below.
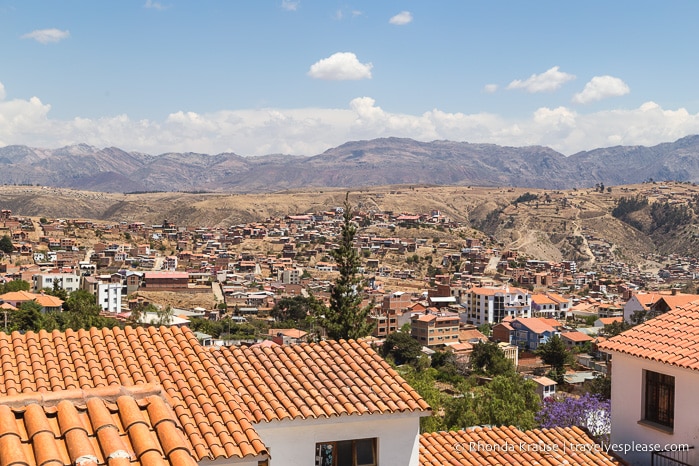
[1,182,697,267]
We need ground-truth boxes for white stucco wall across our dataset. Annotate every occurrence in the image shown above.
[622,296,646,323]
[254,411,423,466]
[610,352,699,465]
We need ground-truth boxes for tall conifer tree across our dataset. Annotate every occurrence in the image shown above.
[324,193,374,340]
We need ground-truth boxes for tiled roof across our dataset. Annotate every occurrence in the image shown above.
[419,425,623,465]
[35,293,65,307]
[656,294,699,308]
[561,331,594,342]
[512,318,556,335]
[0,291,64,307]
[212,339,430,422]
[0,326,267,461]
[0,384,197,466]
[0,290,37,301]
[632,292,660,307]
[540,318,561,328]
[596,317,623,325]
[598,304,699,370]
[531,293,557,305]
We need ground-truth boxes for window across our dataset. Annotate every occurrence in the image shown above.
[315,438,377,466]
[644,370,674,428]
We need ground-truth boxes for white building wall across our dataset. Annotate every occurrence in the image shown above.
[32,273,81,293]
[97,283,123,313]
[609,352,699,465]
[254,412,423,466]
[623,295,648,323]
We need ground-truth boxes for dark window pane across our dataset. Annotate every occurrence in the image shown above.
[645,370,675,428]
[336,440,353,466]
[356,438,376,465]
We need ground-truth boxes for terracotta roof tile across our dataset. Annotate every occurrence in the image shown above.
[211,339,430,422]
[598,303,699,370]
[419,426,624,465]
[0,385,197,466]
[0,327,267,462]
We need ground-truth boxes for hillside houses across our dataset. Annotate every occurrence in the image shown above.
[1,200,698,357]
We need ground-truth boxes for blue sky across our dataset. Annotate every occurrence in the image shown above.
[1,1,699,156]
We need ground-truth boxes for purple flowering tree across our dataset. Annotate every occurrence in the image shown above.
[536,393,611,444]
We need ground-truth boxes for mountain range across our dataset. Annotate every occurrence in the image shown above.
[2,135,699,192]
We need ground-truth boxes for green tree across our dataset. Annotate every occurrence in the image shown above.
[322,193,374,340]
[602,320,632,337]
[0,235,13,254]
[470,341,515,376]
[271,295,327,326]
[398,366,448,432]
[155,305,174,326]
[445,374,540,430]
[128,302,159,325]
[381,332,422,366]
[477,323,492,337]
[45,280,68,302]
[536,335,573,383]
[12,301,43,332]
[585,373,612,400]
[61,289,120,331]
[1,279,31,293]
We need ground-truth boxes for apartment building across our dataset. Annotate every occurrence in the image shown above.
[462,286,532,325]
[411,308,460,348]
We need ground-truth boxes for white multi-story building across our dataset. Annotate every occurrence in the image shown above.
[31,272,81,293]
[82,275,124,313]
[462,286,531,325]
[96,282,123,313]
[277,267,303,285]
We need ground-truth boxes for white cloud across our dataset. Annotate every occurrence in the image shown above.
[21,28,70,44]
[507,66,575,93]
[572,75,630,104]
[335,8,363,20]
[144,0,169,10]
[308,52,372,80]
[0,82,5,101]
[281,0,299,11]
[389,11,413,25]
[483,84,498,93]
[2,80,699,157]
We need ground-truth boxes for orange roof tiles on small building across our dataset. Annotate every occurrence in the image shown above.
[0,290,39,303]
[34,293,65,308]
[649,293,699,315]
[0,384,197,466]
[512,317,556,335]
[561,331,594,343]
[596,317,623,326]
[0,290,64,311]
[598,303,699,371]
[419,425,625,465]
[212,339,430,422]
[531,293,557,305]
[0,326,268,462]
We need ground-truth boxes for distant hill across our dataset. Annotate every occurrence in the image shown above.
[2,136,699,192]
[1,183,698,268]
